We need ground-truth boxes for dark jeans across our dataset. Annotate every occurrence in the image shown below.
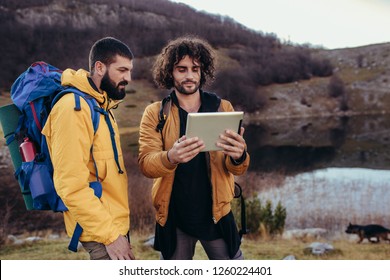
[165,228,244,260]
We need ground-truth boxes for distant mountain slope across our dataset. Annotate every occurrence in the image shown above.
[253,43,390,118]
[1,0,388,116]
[0,0,333,112]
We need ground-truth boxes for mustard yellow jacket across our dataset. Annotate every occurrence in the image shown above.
[42,69,129,245]
[138,95,250,227]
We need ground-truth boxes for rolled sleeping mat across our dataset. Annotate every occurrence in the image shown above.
[0,103,34,210]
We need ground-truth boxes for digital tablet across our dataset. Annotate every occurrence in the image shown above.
[185,111,244,151]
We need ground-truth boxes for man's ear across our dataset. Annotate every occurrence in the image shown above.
[94,61,106,77]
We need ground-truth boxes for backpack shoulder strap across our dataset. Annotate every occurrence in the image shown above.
[54,88,124,174]
[156,94,172,133]
[155,90,221,133]
[52,88,100,134]
[234,182,249,239]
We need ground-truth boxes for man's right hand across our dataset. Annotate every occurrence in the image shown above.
[105,235,135,260]
[167,136,205,164]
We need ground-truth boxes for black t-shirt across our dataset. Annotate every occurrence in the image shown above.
[170,93,221,240]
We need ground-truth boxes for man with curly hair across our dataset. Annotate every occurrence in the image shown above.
[138,36,250,260]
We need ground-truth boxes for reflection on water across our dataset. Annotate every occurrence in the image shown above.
[245,114,390,233]
[246,116,348,173]
[246,114,390,173]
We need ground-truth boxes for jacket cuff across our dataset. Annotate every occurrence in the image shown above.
[104,231,121,245]
[230,150,247,165]
[161,151,178,169]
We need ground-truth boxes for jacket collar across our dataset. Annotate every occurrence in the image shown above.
[171,90,221,112]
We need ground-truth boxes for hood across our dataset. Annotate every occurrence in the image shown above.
[61,68,109,107]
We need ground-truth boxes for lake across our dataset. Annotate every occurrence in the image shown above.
[1,112,389,236]
[244,114,390,235]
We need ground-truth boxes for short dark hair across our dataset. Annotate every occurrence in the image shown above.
[152,35,216,89]
[89,37,134,73]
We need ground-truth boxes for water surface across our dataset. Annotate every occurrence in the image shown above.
[245,114,390,234]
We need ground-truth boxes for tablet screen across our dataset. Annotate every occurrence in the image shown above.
[185,111,244,151]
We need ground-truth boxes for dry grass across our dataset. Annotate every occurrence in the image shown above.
[242,237,390,260]
[1,233,389,260]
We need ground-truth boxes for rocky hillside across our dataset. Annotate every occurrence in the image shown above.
[249,43,390,120]
[1,0,388,117]
[0,0,333,113]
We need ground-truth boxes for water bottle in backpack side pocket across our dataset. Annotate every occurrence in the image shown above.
[19,137,37,162]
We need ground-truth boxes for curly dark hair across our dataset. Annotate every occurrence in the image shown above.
[152,35,216,89]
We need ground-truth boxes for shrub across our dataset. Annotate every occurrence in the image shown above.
[272,201,287,235]
[212,68,266,112]
[328,75,345,98]
[232,195,287,239]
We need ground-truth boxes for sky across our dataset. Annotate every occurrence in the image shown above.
[170,0,390,49]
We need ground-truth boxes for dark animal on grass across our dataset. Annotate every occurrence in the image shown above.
[345,223,390,243]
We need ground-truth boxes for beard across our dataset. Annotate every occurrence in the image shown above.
[100,72,127,100]
[174,79,200,95]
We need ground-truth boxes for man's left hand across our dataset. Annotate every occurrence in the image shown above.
[105,235,135,260]
[216,127,246,160]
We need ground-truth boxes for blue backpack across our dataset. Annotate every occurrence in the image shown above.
[8,61,121,252]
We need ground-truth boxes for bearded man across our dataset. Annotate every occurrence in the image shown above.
[43,37,135,260]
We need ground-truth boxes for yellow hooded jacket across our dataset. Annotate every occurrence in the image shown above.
[138,94,250,227]
[42,69,129,245]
